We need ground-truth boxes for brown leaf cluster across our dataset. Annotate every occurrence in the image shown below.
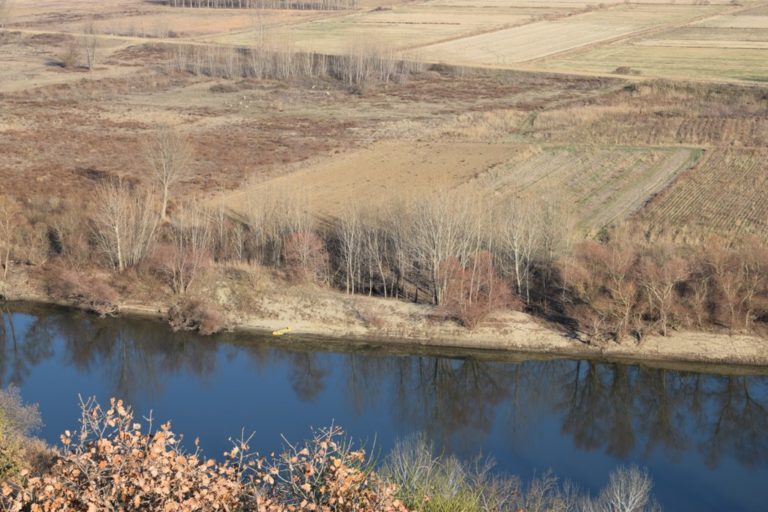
[0,399,408,512]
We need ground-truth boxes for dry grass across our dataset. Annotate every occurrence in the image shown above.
[692,13,768,28]
[540,43,768,82]
[204,6,532,52]
[471,145,699,232]
[218,140,531,219]
[644,149,768,240]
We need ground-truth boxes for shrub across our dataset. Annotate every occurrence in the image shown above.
[44,267,119,316]
[438,251,514,329]
[0,387,47,482]
[1,397,243,511]
[1,398,410,512]
[282,231,329,284]
[383,435,660,512]
[167,298,226,335]
[250,425,408,512]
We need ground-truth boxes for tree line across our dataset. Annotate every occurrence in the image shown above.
[164,0,357,10]
[1,125,767,338]
[166,40,421,88]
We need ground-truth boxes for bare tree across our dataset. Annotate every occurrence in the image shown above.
[146,125,190,221]
[496,197,540,304]
[582,466,659,512]
[638,243,689,336]
[81,21,98,71]
[337,205,363,294]
[92,180,159,271]
[737,236,768,329]
[155,204,212,294]
[0,196,21,280]
[410,194,455,305]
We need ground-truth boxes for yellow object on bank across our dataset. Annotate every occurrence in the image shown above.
[272,327,291,336]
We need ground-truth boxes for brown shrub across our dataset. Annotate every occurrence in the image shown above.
[1,398,409,512]
[438,251,515,329]
[282,231,329,284]
[253,425,408,512]
[0,387,49,483]
[44,267,119,316]
[167,298,226,335]
[1,398,243,511]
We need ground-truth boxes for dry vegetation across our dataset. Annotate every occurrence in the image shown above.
[1,0,768,350]
[644,149,768,240]
[0,393,662,512]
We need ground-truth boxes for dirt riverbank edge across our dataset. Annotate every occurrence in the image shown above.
[2,281,767,372]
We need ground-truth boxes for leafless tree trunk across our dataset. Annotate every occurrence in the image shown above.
[92,180,159,271]
[408,193,484,305]
[496,197,540,304]
[638,243,689,336]
[81,21,98,71]
[145,125,190,221]
[157,204,212,294]
[337,206,363,294]
[0,197,21,280]
[245,185,311,266]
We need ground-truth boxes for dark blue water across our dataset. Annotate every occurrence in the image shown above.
[1,304,767,511]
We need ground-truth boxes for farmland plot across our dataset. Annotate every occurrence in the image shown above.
[692,14,768,28]
[540,44,768,82]
[220,141,532,218]
[645,149,768,239]
[639,26,768,50]
[530,105,768,147]
[473,146,698,231]
[416,5,720,66]
[425,0,738,6]
[207,6,531,52]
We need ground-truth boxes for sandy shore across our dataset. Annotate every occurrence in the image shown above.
[3,272,766,371]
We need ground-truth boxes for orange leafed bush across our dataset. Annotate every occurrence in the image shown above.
[1,397,242,511]
[253,425,407,512]
[0,398,409,512]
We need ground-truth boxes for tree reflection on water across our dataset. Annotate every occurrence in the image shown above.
[1,306,767,470]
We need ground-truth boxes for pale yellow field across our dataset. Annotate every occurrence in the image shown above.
[220,141,534,219]
[425,0,740,6]
[205,6,533,51]
[540,44,768,82]
[693,14,768,28]
[646,26,768,42]
[218,140,698,233]
[416,5,721,65]
[638,39,768,50]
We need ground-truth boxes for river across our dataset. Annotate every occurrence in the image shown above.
[1,304,767,511]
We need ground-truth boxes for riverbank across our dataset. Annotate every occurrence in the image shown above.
[2,267,766,370]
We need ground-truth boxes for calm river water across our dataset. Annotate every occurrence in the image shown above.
[1,304,767,511]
